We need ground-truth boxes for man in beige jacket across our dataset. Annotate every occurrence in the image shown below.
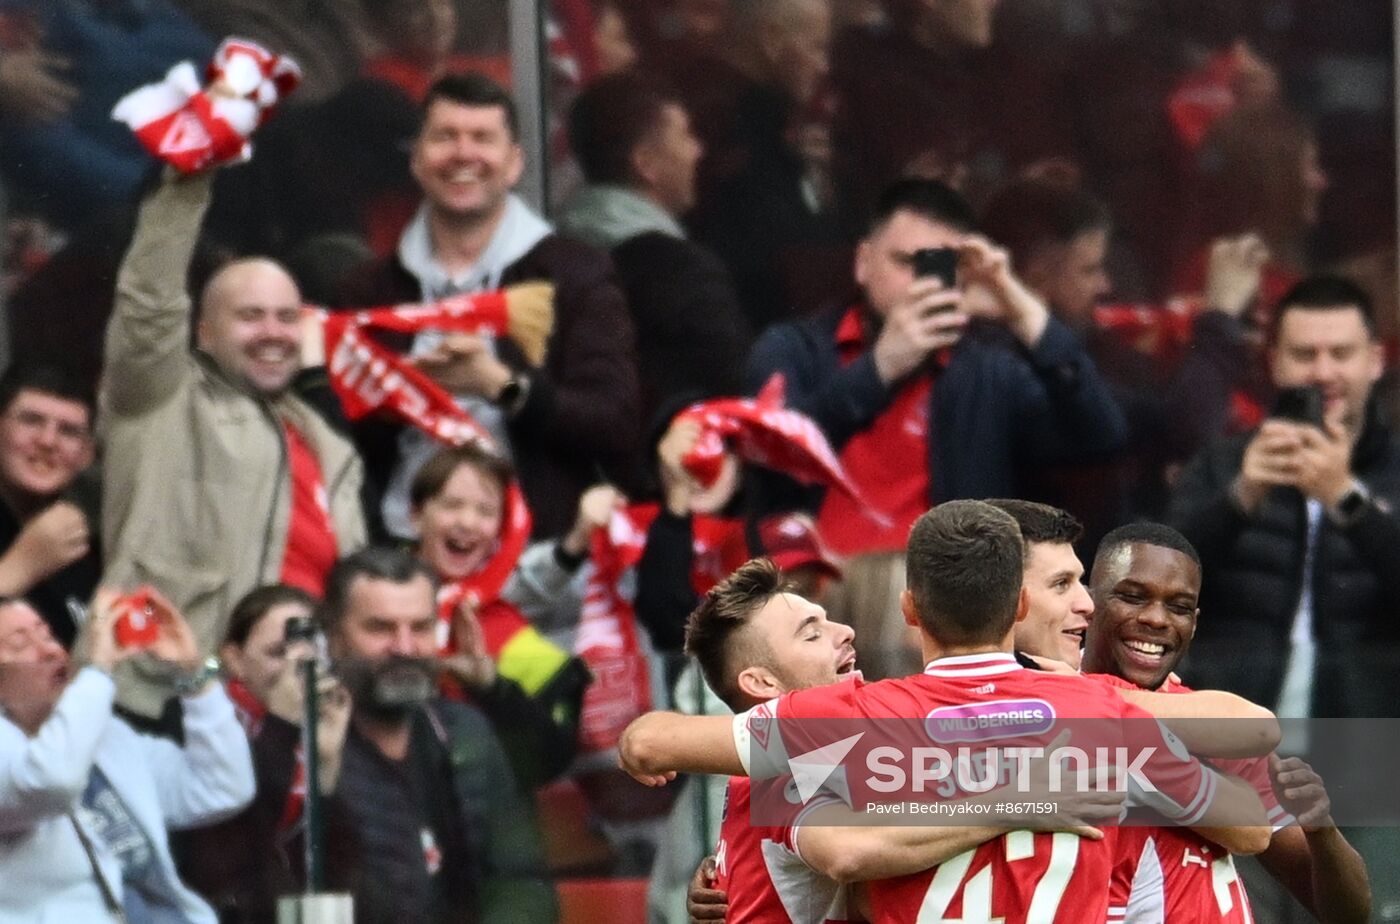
[98,169,367,717]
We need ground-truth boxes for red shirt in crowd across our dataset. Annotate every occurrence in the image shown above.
[279,423,338,596]
[817,307,932,556]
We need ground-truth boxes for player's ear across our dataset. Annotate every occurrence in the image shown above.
[737,665,783,701]
[1013,587,1030,624]
[899,589,920,628]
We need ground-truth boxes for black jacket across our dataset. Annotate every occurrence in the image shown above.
[175,713,359,923]
[745,305,1128,510]
[610,231,752,427]
[1167,407,1400,717]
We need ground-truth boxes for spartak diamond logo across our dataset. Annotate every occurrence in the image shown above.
[159,110,212,156]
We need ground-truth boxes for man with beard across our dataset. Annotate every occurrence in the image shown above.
[97,165,368,720]
[323,547,556,924]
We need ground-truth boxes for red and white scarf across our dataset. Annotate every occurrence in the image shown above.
[675,373,888,524]
[315,292,532,603]
[576,505,658,751]
[573,503,747,752]
[315,292,519,444]
[112,38,301,174]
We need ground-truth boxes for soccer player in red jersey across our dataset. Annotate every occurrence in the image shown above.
[682,557,1115,923]
[624,501,1271,923]
[1081,522,1372,923]
[684,558,862,923]
[680,500,1275,922]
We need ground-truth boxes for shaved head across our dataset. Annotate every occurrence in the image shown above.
[199,257,299,319]
[196,257,304,397]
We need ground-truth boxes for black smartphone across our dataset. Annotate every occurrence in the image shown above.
[1271,385,1325,428]
[912,247,959,289]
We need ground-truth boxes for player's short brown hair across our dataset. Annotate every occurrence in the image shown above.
[684,558,786,711]
[906,501,1024,646]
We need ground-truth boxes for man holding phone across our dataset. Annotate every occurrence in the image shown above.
[1168,275,1399,719]
[746,177,1127,679]
[1167,275,1400,919]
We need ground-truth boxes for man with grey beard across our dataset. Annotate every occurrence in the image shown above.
[322,548,555,923]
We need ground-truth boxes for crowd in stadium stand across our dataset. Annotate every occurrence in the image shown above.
[0,0,1394,921]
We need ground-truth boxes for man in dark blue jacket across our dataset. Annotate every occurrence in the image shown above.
[746,177,1126,677]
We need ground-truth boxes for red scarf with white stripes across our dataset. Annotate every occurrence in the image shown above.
[112,38,300,174]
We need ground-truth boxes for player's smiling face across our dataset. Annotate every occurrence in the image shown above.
[737,593,857,701]
[1087,543,1199,690]
[1016,541,1092,670]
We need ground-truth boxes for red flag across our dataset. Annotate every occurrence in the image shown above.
[675,374,890,524]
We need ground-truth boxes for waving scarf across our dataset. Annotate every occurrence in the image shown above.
[112,38,301,174]
[674,374,889,524]
[315,292,532,608]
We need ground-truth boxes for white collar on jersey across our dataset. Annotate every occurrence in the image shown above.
[923,652,1023,677]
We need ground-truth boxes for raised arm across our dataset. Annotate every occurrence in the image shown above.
[144,681,256,829]
[102,170,211,418]
[136,588,254,827]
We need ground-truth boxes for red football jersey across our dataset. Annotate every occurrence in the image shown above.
[713,776,853,923]
[1088,675,1294,924]
[735,653,1220,924]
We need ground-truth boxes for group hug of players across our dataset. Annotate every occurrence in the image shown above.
[619,499,1373,923]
